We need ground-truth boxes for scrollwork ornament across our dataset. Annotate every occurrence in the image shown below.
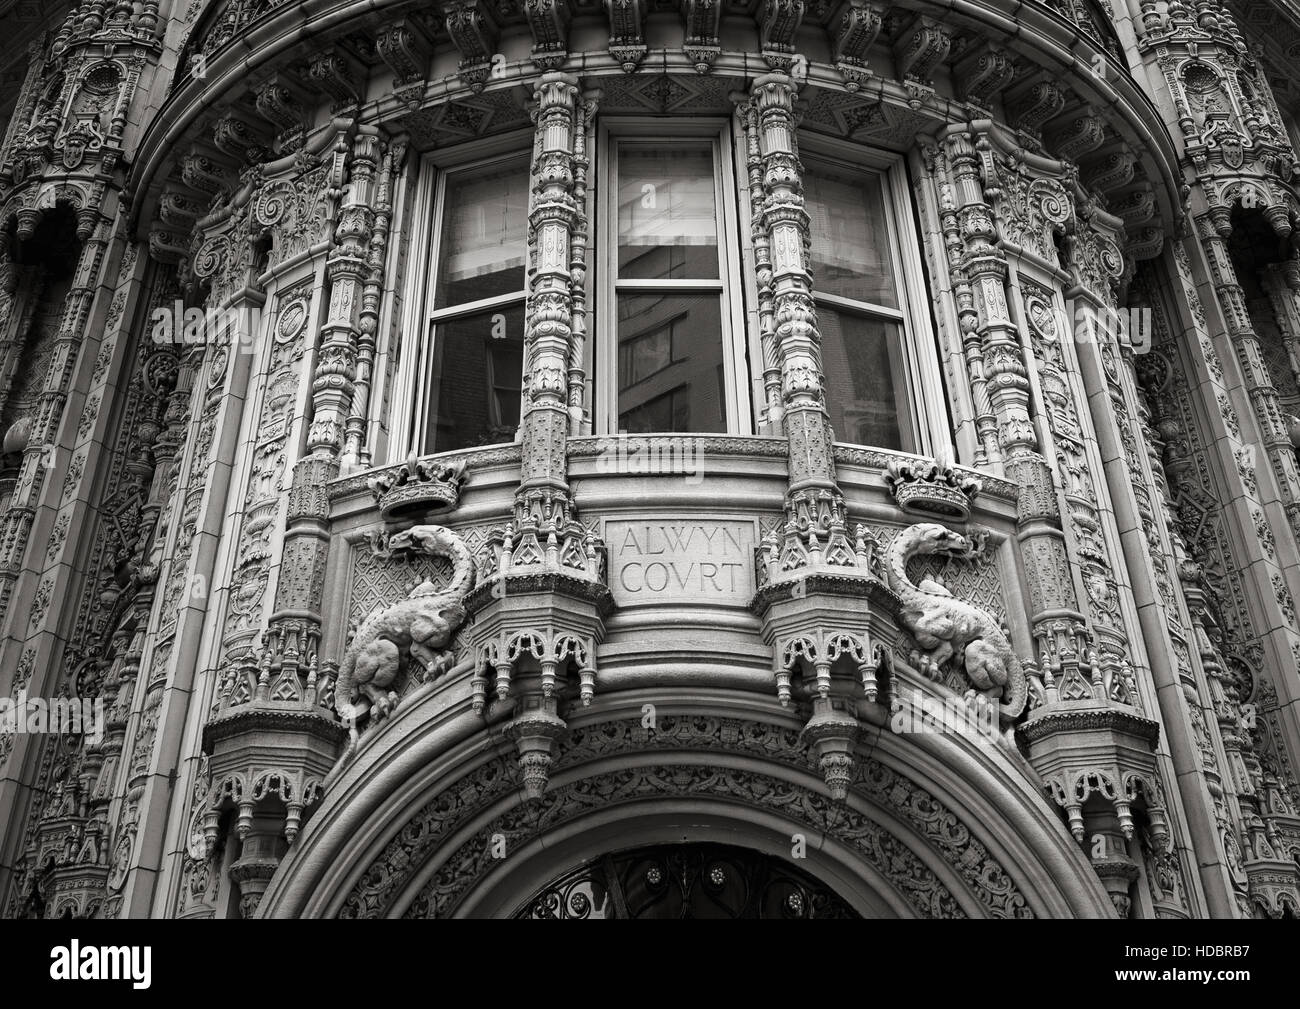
[255,181,295,227]
[192,237,227,280]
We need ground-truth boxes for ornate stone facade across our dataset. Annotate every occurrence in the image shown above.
[0,0,1298,919]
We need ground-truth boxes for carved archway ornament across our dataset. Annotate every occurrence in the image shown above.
[257,691,1114,919]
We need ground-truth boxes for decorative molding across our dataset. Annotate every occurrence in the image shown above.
[339,715,1034,919]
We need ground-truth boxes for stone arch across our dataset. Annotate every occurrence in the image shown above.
[256,688,1114,919]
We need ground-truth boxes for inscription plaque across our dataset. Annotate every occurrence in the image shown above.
[606,519,756,606]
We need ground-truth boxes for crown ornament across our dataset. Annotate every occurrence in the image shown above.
[884,457,981,519]
[367,456,467,522]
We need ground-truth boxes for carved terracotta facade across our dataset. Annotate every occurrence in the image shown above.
[0,0,1297,919]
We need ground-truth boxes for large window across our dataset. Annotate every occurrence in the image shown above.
[410,154,529,453]
[803,158,916,451]
[392,126,941,459]
[598,128,747,435]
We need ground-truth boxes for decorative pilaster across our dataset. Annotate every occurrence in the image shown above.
[734,96,782,436]
[1053,252,1250,917]
[566,93,597,435]
[1137,251,1300,918]
[0,212,110,622]
[308,127,380,464]
[753,74,844,550]
[344,138,407,469]
[745,73,894,798]
[934,130,1091,668]
[465,74,612,799]
[1199,219,1300,543]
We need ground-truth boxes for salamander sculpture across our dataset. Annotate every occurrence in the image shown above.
[336,524,476,728]
[884,522,1027,719]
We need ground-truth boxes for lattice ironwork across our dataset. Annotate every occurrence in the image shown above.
[514,843,860,919]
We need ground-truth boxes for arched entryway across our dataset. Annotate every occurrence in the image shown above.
[511,842,860,919]
[256,689,1114,919]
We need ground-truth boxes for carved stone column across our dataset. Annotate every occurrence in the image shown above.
[734,97,782,436]
[463,74,612,798]
[919,140,998,466]
[751,73,845,542]
[195,130,391,913]
[1260,259,1300,434]
[1199,218,1300,546]
[345,138,407,469]
[1138,245,1300,918]
[1119,329,1253,919]
[0,212,107,621]
[518,73,580,524]
[934,129,1088,667]
[744,73,897,796]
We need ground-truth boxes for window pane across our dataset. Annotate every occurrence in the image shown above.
[819,306,906,450]
[804,164,898,308]
[435,159,529,307]
[425,302,525,451]
[617,293,726,433]
[618,144,719,280]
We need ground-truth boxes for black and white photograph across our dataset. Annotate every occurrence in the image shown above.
[0,0,1292,978]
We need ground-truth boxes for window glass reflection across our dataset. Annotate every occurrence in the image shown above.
[818,308,905,450]
[617,293,726,433]
[804,167,897,308]
[435,159,530,307]
[425,302,526,451]
[617,144,720,280]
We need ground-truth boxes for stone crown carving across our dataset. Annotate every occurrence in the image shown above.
[884,458,981,519]
[367,457,467,522]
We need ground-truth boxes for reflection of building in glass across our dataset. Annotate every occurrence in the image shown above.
[2,0,1300,922]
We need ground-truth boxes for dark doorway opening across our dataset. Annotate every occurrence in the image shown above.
[514,842,860,919]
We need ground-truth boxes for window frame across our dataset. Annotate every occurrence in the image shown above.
[388,124,945,461]
[593,118,752,437]
[794,136,947,459]
[390,131,533,459]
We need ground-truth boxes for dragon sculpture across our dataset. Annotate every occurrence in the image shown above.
[336,524,476,729]
[885,522,1027,719]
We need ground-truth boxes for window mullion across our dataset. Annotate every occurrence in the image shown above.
[429,290,528,322]
[813,291,905,320]
[613,279,724,291]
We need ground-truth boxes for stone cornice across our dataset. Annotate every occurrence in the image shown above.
[464,572,616,617]
[748,572,903,617]
[124,0,1183,248]
[1015,707,1161,747]
[201,706,349,751]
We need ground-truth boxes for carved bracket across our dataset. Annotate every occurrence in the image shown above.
[827,0,883,92]
[445,0,501,93]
